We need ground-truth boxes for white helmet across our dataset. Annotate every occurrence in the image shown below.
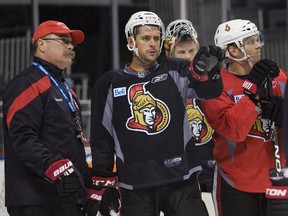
[124,11,165,60]
[214,19,260,50]
[125,11,165,39]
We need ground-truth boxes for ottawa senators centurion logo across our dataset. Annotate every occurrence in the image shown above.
[186,99,213,145]
[126,83,170,135]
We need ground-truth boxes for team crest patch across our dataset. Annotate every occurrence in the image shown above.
[186,99,213,145]
[126,82,170,135]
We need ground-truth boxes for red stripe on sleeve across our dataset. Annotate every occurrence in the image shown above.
[7,76,51,128]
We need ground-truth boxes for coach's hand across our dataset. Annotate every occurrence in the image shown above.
[45,159,87,202]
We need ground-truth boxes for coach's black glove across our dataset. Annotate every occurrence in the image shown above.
[191,45,225,81]
[266,168,288,216]
[45,159,87,202]
[243,59,280,101]
[261,95,283,127]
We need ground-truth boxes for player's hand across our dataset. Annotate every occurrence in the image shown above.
[82,186,104,216]
[191,45,225,81]
[261,95,283,126]
[88,170,119,216]
[99,188,120,216]
[248,59,280,86]
[243,59,279,102]
[45,159,87,202]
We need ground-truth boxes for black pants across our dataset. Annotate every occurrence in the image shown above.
[120,175,209,216]
[214,173,266,216]
[7,202,84,216]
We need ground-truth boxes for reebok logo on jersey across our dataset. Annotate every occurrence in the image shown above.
[113,87,126,97]
[55,98,63,101]
[151,74,168,83]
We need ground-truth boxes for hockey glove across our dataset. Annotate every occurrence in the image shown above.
[83,170,119,215]
[266,168,288,216]
[247,59,279,85]
[45,159,87,202]
[243,59,280,101]
[261,95,283,127]
[99,188,120,216]
[93,170,119,216]
[82,186,105,216]
[191,45,225,81]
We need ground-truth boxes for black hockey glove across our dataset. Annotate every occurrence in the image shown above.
[81,167,115,216]
[82,185,104,216]
[99,188,120,216]
[243,59,280,101]
[85,170,119,216]
[45,159,87,202]
[191,45,225,81]
[261,95,283,127]
[266,168,288,216]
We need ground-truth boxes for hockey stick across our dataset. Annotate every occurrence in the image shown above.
[266,76,283,178]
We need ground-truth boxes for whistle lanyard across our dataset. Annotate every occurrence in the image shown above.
[32,62,88,145]
[32,62,76,113]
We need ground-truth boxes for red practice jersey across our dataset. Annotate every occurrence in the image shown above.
[202,68,288,193]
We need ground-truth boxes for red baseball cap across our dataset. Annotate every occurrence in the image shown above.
[32,20,84,45]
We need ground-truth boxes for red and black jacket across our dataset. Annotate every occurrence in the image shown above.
[2,57,89,206]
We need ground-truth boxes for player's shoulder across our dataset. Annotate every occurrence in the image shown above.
[93,68,126,90]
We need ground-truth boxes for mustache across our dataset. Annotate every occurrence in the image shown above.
[64,50,75,58]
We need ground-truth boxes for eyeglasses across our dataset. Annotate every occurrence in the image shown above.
[41,37,75,46]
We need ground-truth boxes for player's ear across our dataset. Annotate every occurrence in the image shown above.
[228,45,239,58]
[127,37,134,50]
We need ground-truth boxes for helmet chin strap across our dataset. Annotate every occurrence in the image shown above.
[227,48,254,68]
[127,36,163,64]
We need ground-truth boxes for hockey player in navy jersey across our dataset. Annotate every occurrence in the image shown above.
[90,11,225,216]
